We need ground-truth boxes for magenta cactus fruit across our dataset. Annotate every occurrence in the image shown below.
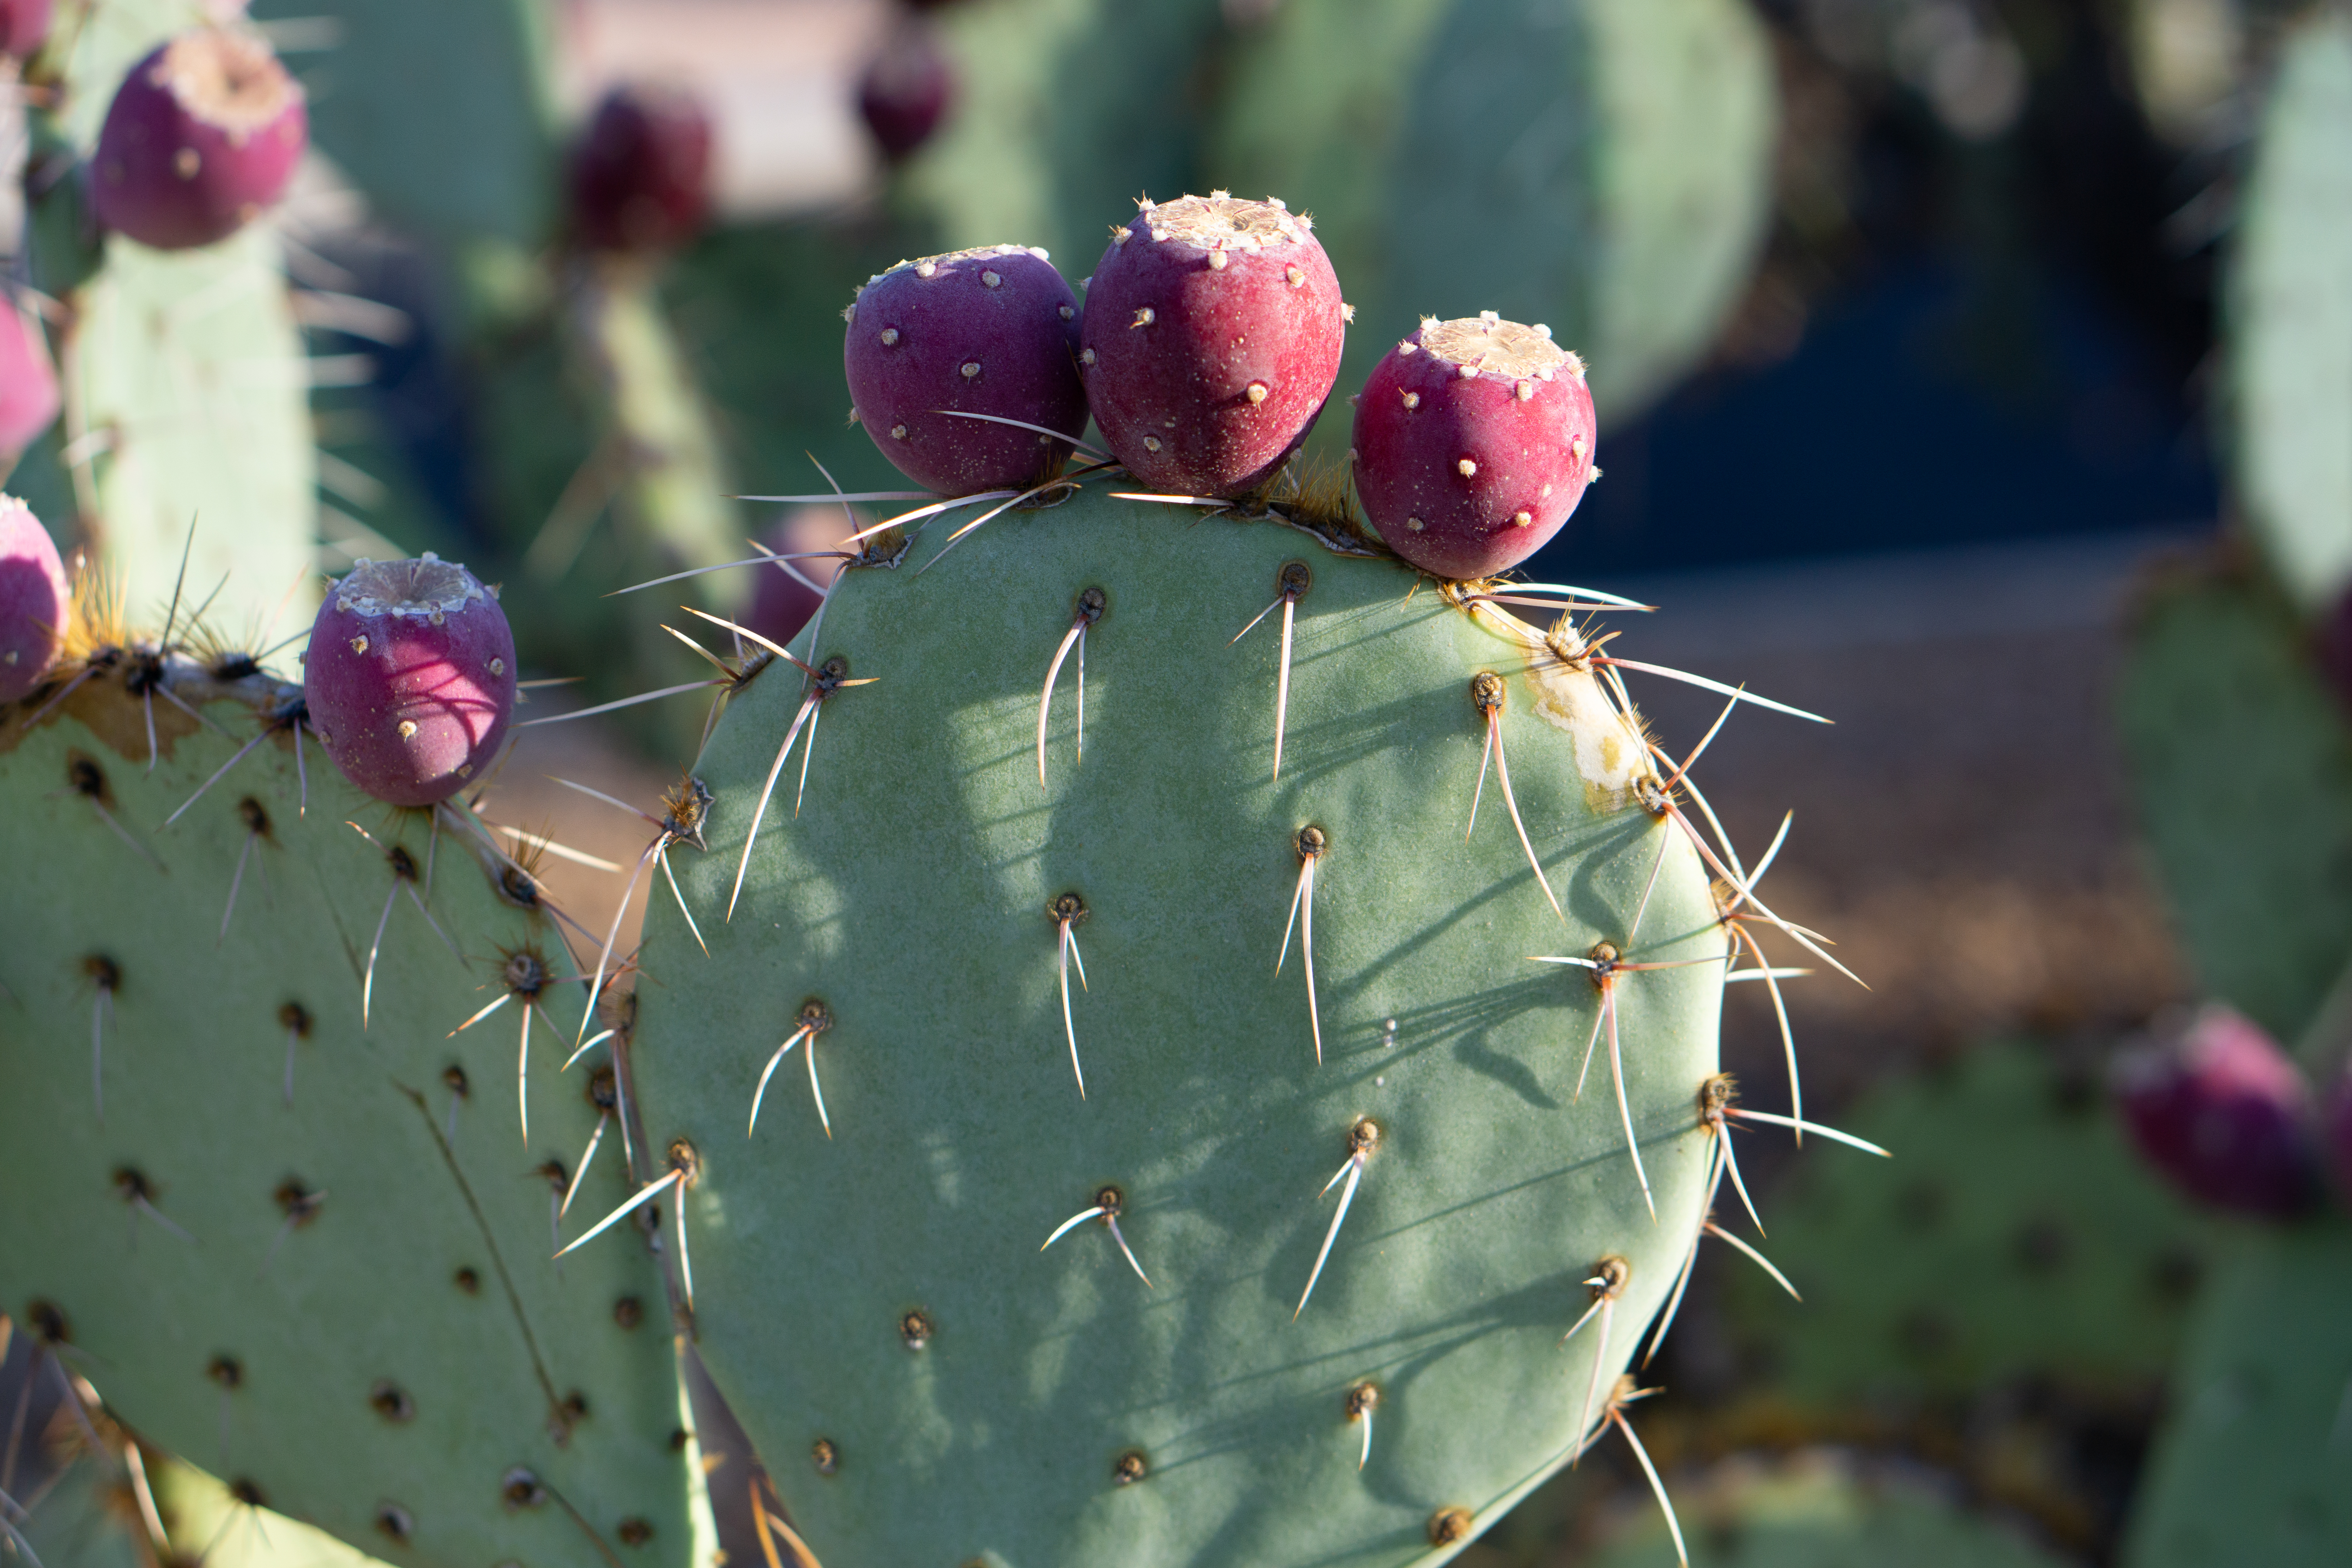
[1078,192,1345,498]
[0,303,59,461]
[844,244,1087,495]
[0,0,51,58]
[303,555,517,808]
[0,496,69,705]
[568,81,714,254]
[91,27,308,251]
[858,22,954,162]
[2112,1003,2322,1219]
[1352,313,1598,580]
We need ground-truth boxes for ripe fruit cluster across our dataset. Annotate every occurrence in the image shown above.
[841,192,1601,580]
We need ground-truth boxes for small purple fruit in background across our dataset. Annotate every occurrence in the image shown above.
[0,0,53,58]
[2113,1002,2322,1219]
[844,244,1086,495]
[857,22,954,163]
[745,506,855,650]
[1353,313,1598,580]
[0,302,60,463]
[91,27,307,251]
[0,495,69,705]
[1078,192,1345,499]
[304,555,517,808]
[568,81,714,255]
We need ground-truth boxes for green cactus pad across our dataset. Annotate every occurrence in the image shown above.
[2122,1221,2352,1568]
[1384,0,1773,420]
[247,0,561,252]
[0,669,695,1567]
[1722,1041,2209,1406]
[624,485,1759,1566]
[2114,558,2352,1046]
[2229,10,2352,614]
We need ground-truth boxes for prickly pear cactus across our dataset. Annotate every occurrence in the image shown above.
[2229,9,2352,615]
[1214,0,1775,427]
[0,664,697,1566]
[2122,1221,2352,1568]
[13,0,317,630]
[2115,557,2352,1047]
[1722,1041,2209,1407]
[625,485,1753,1566]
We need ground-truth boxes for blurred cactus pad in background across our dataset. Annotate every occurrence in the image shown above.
[9,1,2352,1567]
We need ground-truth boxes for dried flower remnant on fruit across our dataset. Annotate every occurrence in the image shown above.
[92,27,309,250]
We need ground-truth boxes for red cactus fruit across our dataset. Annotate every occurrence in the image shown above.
[91,27,307,252]
[2112,1003,2322,1220]
[0,0,52,58]
[0,496,69,705]
[745,505,855,650]
[1078,192,1345,499]
[858,22,954,163]
[1352,313,1597,580]
[303,555,516,808]
[0,303,59,461]
[568,81,713,255]
[844,244,1087,495]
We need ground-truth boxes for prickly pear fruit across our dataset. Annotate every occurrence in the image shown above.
[844,245,1086,494]
[2113,1004,2322,1219]
[568,82,714,255]
[0,301,60,460]
[1353,314,1597,580]
[858,21,954,162]
[303,556,516,808]
[0,0,48,57]
[0,496,67,704]
[1079,192,1345,497]
[91,27,307,252]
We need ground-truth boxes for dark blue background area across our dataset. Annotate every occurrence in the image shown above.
[1527,258,2220,580]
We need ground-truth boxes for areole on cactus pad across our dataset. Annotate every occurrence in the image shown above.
[601,475,1841,1568]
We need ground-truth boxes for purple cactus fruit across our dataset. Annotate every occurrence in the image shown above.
[303,556,517,808]
[91,27,307,252]
[0,496,69,705]
[745,506,853,649]
[844,244,1087,495]
[858,22,953,163]
[0,303,60,461]
[1078,192,1345,499]
[568,82,713,255]
[1352,313,1598,580]
[0,0,52,58]
[2112,1003,2322,1219]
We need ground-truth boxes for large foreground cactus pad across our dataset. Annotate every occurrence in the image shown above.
[629,487,1735,1566]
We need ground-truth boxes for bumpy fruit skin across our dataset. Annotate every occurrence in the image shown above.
[91,28,308,251]
[858,22,953,162]
[1353,314,1597,580]
[2113,1003,2322,1219]
[304,555,516,808]
[0,495,68,704]
[844,245,1087,494]
[0,0,50,58]
[0,302,59,460]
[1080,193,1344,497]
[568,82,714,254]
